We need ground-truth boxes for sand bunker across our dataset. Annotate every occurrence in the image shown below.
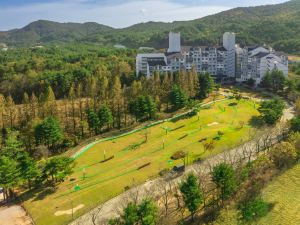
[207,122,219,127]
[55,204,84,216]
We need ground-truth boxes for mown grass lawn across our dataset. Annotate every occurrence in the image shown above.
[213,163,300,225]
[23,99,259,225]
[259,163,300,224]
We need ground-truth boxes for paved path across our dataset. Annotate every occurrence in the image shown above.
[70,106,294,225]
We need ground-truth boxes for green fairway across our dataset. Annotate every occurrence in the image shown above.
[23,99,260,225]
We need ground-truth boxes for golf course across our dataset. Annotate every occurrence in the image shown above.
[23,98,260,225]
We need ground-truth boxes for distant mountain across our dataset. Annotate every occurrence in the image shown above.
[0,20,113,46]
[0,0,300,52]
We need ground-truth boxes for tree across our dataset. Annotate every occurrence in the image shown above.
[169,85,188,110]
[290,117,300,132]
[261,69,286,92]
[98,105,113,131]
[180,173,203,221]
[258,99,284,125]
[43,156,75,183]
[110,76,123,128]
[86,109,100,135]
[239,197,269,222]
[109,199,158,225]
[0,156,20,200]
[35,117,64,149]
[246,78,256,87]
[5,95,15,128]
[129,95,156,121]
[269,142,297,169]
[198,72,214,99]
[18,152,39,189]
[40,86,57,117]
[212,163,237,201]
[138,199,158,225]
[68,83,77,134]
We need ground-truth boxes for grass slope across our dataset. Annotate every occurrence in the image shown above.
[259,163,300,224]
[214,163,300,225]
[23,99,259,225]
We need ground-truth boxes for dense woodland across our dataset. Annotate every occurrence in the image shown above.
[1,0,300,53]
[0,44,215,194]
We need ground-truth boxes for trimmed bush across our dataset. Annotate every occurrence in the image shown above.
[171,151,187,160]
[171,125,185,131]
[178,134,188,140]
[137,162,151,170]
[100,155,114,163]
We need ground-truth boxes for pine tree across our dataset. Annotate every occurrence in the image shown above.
[76,83,85,137]
[35,117,64,150]
[110,76,123,128]
[68,83,77,134]
[40,86,57,117]
[22,92,30,121]
[86,108,100,135]
[0,94,5,129]
[5,95,15,128]
[0,156,20,200]
[30,92,38,119]
[180,174,203,221]
[169,85,188,110]
[98,105,113,132]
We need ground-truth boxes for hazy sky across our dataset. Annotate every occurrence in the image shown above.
[0,0,288,31]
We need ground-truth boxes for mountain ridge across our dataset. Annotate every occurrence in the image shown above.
[0,0,300,52]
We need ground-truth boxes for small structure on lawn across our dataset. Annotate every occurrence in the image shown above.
[173,164,185,173]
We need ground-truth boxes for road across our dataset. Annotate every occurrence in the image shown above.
[70,105,294,225]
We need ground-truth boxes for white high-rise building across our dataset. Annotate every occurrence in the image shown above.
[223,32,236,77]
[167,32,181,53]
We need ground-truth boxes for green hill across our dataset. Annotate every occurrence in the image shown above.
[1,0,300,52]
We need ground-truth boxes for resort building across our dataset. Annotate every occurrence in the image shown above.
[136,32,288,84]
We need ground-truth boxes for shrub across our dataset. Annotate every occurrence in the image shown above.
[171,125,185,131]
[290,117,300,132]
[171,151,186,160]
[250,155,274,176]
[178,134,188,140]
[239,197,269,222]
[217,131,224,136]
[269,142,297,169]
[100,155,114,163]
[137,162,151,170]
[159,168,170,176]
[228,102,238,106]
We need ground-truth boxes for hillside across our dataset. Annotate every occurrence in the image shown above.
[0,0,300,52]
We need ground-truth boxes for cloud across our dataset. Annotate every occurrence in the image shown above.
[0,0,288,31]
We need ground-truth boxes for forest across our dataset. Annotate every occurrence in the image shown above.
[0,43,217,200]
[1,1,300,53]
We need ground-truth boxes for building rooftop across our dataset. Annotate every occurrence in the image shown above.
[250,52,270,59]
[147,60,167,67]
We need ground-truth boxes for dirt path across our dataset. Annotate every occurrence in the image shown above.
[0,204,33,225]
[70,106,294,225]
